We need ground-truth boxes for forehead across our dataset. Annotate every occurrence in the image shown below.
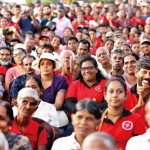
[124,55,136,62]
[0,49,10,54]
[82,60,94,66]
[78,43,89,48]
[61,51,72,57]
[20,97,37,102]
[107,80,124,89]
[97,48,106,54]
[40,58,52,63]
[23,57,34,63]
[25,78,38,85]
[13,49,23,53]
[111,53,123,57]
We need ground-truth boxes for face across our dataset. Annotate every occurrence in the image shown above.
[77,43,90,57]
[43,6,51,15]
[72,110,97,138]
[61,52,72,67]
[36,47,42,58]
[96,49,110,65]
[76,32,82,41]
[25,78,41,96]
[111,53,124,70]
[25,39,35,50]
[57,10,65,19]
[3,12,11,21]
[39,59,54,76]
[67,40,78,53]
[81,61,98,83]
[0,105,11,134]
[51,37,60,48]
[64,28,72,37]
[115,38,125,49]
[131,43,140,55]
[140,44,150,57]
[22,57,35,75]
[13,49,26,65]
[124,55,137,75]
[0,18,8,28]
[17,97,38,118]
[39,37,50,45]
[0,49,12,66]
[105,81,126,108]
[121,45,131,53]
[136,68,150,87]
[105,41,114,53]
[89,31,96,40]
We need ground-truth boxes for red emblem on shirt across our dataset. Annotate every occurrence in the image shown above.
[122,121,133,130]
[95,85,102,92]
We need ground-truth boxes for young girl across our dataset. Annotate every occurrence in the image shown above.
[98,78,146,150]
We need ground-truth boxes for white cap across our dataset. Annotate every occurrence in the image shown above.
[17,88,40,102]
[14,43,26,51]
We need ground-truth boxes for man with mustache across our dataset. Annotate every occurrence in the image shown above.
[9,55,38,103]
[124,57,150,119]
[0,47,15,84]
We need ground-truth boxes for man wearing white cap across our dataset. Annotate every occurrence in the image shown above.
[11,88,47,150]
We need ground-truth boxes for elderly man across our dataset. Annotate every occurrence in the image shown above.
[9,55,37,102]
[0,47,15,84]
[96,47,112,78]
[11,88,47,150]
[82,132,117,150]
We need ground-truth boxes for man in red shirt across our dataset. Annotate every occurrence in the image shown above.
[124,57,150,119]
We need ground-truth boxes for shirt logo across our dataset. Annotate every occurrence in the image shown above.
[122,121,133,130]
[95,85,102,92]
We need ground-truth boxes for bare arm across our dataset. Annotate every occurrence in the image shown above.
[53,91,66,110]
[38,145,46,150]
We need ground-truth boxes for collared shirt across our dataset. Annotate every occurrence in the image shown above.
[52,16,73,38]
[51,132,81,150]
[11,118,47,150]
[126,128,150,150]
[100,109,146,150]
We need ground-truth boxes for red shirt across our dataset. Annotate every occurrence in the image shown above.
[65,79,106,104]
[124,86,146,120]
[55,70,73,85]
[73,22,89,34]
[11,118,47,150]
[0,63,16,75]
[100,109,146,150]
[131,17,146,27]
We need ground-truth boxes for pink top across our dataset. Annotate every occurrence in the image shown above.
[5,66,25,82]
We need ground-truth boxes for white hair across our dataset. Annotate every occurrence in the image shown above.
[82,132,117,150]
[59,50,75,61]
[96,47,110,57]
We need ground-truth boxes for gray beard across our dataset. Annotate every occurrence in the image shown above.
[0,60,12,66]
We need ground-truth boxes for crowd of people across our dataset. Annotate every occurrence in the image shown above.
[0,0,150,149]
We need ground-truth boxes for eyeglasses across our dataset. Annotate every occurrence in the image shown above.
[81,66,95,72]
[13,52,25,57]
